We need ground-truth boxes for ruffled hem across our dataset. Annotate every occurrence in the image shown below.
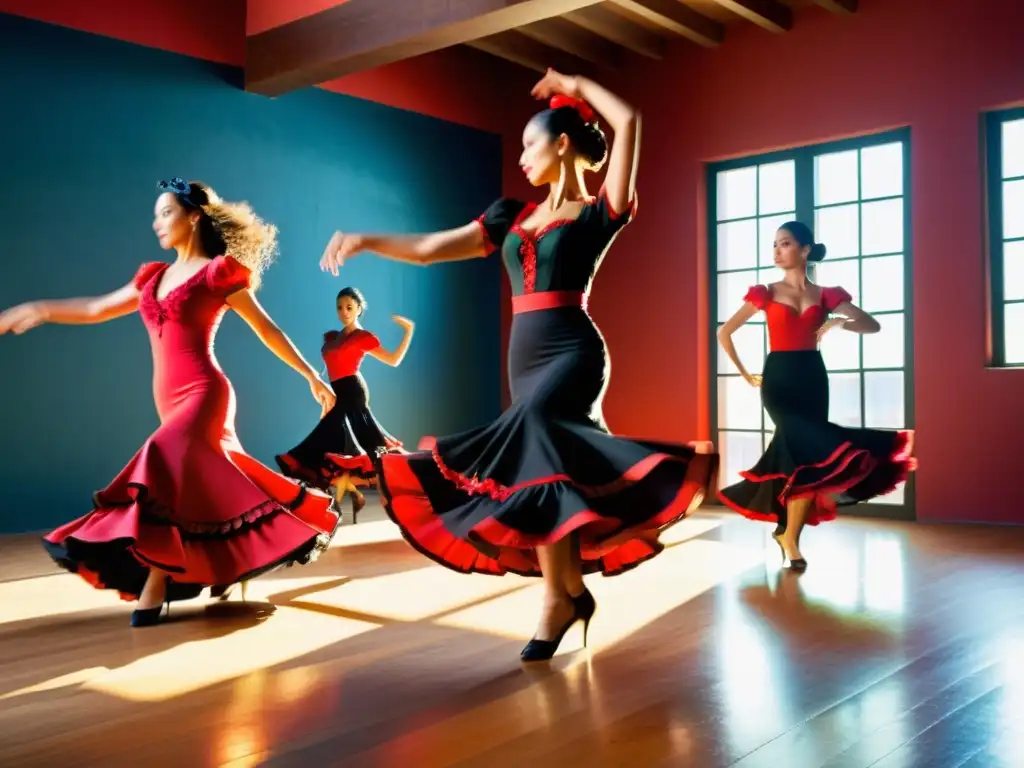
[43,480,340,596]
[375,446,717,578]
[324,452,379,479]
[718,430,916,526]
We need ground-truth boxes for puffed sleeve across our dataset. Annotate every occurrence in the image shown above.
[358,331,382,352]
[592,187,638,235]
[476,198,528,253]
[743,284,772,310]
[133,262,166,290]
[821,286,853,312]
[205,254,252,296]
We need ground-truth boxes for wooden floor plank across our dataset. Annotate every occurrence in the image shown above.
[1,506,1022,766]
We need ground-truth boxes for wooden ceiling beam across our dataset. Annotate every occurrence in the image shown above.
[466,31,593,75]
[245,0,605,96]
[607,0,723,48]
[711,0,792,33]
[518,17,626,68]
[813,0,858,13]
[563,6,667,60]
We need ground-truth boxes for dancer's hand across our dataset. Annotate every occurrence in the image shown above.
[0,302,47,335]
[320,232,364,276]
[744,373,763,388]
[816,317,847,343]
[391,314,414,329]
[530,68,580,101]
[309,377,336,416]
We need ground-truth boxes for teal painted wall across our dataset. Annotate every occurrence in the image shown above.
[0,15,503,534]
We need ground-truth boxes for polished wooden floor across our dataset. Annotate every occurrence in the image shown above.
[2,504,1023,767]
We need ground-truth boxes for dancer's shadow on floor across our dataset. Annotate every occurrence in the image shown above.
[0,598,273,701]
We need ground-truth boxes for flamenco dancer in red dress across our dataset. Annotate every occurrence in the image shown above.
[275,286,414,522]
[716,221,916,569]
[0,179,341,627]
[320,70,718,661]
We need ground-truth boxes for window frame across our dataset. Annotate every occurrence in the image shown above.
[707,127,915,521]
[984,106,1024,368]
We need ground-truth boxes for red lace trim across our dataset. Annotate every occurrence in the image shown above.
[430,443,695,503]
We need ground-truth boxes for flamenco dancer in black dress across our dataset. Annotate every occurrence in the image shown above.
[716,221,916,569]
[276,287,413,522]
[320,69,718,661]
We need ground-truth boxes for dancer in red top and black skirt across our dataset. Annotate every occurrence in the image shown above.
[716,221,916,569]
[0,179,340,627]
[320,69,718,661]
[276,286,413,521]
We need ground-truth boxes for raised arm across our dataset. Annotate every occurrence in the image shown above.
[368,315,415,367]
[716,301,762,387]
[573,77,639,215]
[0,281,141,335]
[320,222,486,276]
[531,70,640,215]
[226,289,336,412]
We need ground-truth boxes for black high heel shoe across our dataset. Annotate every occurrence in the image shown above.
[131,601,169,628]
[772,531,808,571]
[520,587,596,662]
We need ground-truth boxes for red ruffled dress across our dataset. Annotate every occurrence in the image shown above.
[42,255,340,601]
[717,284,916,527]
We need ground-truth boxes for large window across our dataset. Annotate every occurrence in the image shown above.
[709,129,913,517]
[985,107,1024,366]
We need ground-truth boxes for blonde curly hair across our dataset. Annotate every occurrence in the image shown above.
[169,180,278,289]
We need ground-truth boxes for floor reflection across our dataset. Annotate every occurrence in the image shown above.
[1,509,1023,767]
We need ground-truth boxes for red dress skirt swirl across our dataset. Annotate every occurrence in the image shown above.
[275,329,401,489]
[42,255,340,601]
[336,192,718,577]
[717,284,916,527]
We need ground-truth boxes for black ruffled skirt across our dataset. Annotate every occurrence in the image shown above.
[718,350,915,527]
[363,304,718,577]
[275,374,400,489]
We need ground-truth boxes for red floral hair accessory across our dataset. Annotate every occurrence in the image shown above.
[549,94,596,124]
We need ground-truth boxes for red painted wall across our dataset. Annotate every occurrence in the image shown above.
[602,0,1024,523]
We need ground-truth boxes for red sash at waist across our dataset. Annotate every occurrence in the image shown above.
[512,291,588,314]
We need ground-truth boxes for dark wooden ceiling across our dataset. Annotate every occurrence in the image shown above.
[246,0,858,97]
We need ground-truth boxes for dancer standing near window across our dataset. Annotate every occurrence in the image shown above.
[276,286,413,522]
[319,70,718,661]
[716,221,916,569]
[0,179,340,626]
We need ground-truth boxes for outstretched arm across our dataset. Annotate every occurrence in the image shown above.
[226,289,336,412]
[716,302,762,386]
[0,282,141,335]
[320,222,486,276]
[368,315,415,367]
[531,70,640,215]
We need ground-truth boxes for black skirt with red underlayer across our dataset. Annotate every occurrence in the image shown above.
[342,305,718,577]
[718,350,915,528]
[275,375,399,490]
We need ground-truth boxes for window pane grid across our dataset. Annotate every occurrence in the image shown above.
[989,109,1024,367]
[712,136,910,509]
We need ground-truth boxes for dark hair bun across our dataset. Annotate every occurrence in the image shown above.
[808,243,828,263]
[534,107,609,171]
[576,121,608,170]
